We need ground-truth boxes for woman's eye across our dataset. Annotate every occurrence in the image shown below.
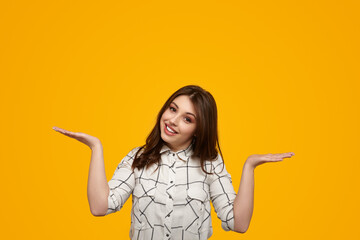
[168,106,192,123]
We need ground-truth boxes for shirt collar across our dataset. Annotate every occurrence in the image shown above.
[160,140,194,161]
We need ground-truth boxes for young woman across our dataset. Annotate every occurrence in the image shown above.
[52,85,295,240]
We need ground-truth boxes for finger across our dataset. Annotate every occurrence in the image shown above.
[55,128,77,137]
[277,153,293,157]
[58,130,71,136]
[53,126,67,133]
[284,152,295,157]
[55,128,69,134]
[269,153,286,157]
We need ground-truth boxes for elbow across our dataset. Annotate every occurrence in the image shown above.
[234,228,247,234]
[90,204,108,217]
[91,208,106,217]
[233,224,248,234]
[233,227,247,234]
[233,213,250,233]
[89,195,109,216]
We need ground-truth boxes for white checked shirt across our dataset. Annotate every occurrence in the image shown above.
[105,143,236,240]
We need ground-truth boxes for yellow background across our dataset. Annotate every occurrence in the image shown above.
[1,0,359,239]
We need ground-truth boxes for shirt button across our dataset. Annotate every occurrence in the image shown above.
[170,181,173,184]
[172,153,175,156]
[166,234,169,237]
[169,195,172,199]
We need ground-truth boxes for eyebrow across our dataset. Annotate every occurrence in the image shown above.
[171,102,197,119]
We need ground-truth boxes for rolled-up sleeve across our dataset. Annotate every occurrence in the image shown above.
[105,147,139,215]
[209,154,236,231]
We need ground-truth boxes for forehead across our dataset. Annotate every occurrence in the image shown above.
[171,95,196,113]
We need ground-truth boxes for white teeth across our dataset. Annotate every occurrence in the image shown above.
[166,125,176,133]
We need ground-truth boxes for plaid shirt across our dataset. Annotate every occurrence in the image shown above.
[105,142,236,240]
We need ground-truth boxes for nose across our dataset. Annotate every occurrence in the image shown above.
[169,115,179,126]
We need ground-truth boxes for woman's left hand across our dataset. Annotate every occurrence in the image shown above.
[246,152,295,169]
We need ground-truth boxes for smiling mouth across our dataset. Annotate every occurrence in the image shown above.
[165,123,178,134]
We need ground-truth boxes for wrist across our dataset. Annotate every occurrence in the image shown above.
[91,141,102,151]
[244,159,255,170]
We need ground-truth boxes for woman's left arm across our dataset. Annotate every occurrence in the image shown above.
[233,152,295,233]
[233,161,254,233]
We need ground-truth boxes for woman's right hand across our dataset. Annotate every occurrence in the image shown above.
[245,152,295,169]
[52,126,101,150]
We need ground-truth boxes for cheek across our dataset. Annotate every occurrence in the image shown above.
[161,110,171,120]
[182,124,196,136]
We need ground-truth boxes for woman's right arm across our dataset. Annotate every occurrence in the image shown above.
[52,126,110,216]
[87,142,110,216]
[52,126,136,217]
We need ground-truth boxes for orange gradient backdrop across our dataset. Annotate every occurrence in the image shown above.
[1,1,359,239]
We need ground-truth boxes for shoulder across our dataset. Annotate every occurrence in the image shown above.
[200,152,226,174]
[128,146,143,155]
[120,146,143,163]
[211,152,231,175]
[204,152,223,165]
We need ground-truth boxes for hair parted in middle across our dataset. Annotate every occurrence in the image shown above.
[131,85,225,174]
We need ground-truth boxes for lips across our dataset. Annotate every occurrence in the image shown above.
[165,123,178,134]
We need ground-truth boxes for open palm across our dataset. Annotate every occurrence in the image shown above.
[52,126,101,149]
[247,152,295,168]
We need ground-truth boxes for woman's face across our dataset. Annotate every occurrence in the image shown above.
[160,95,197,152]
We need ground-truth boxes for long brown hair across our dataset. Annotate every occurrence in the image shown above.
[131,85,224,174]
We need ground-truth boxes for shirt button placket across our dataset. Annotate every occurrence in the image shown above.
[164,152,176,239]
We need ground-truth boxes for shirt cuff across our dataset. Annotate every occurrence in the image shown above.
[105,189,119,215]
[221,207,235,231]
